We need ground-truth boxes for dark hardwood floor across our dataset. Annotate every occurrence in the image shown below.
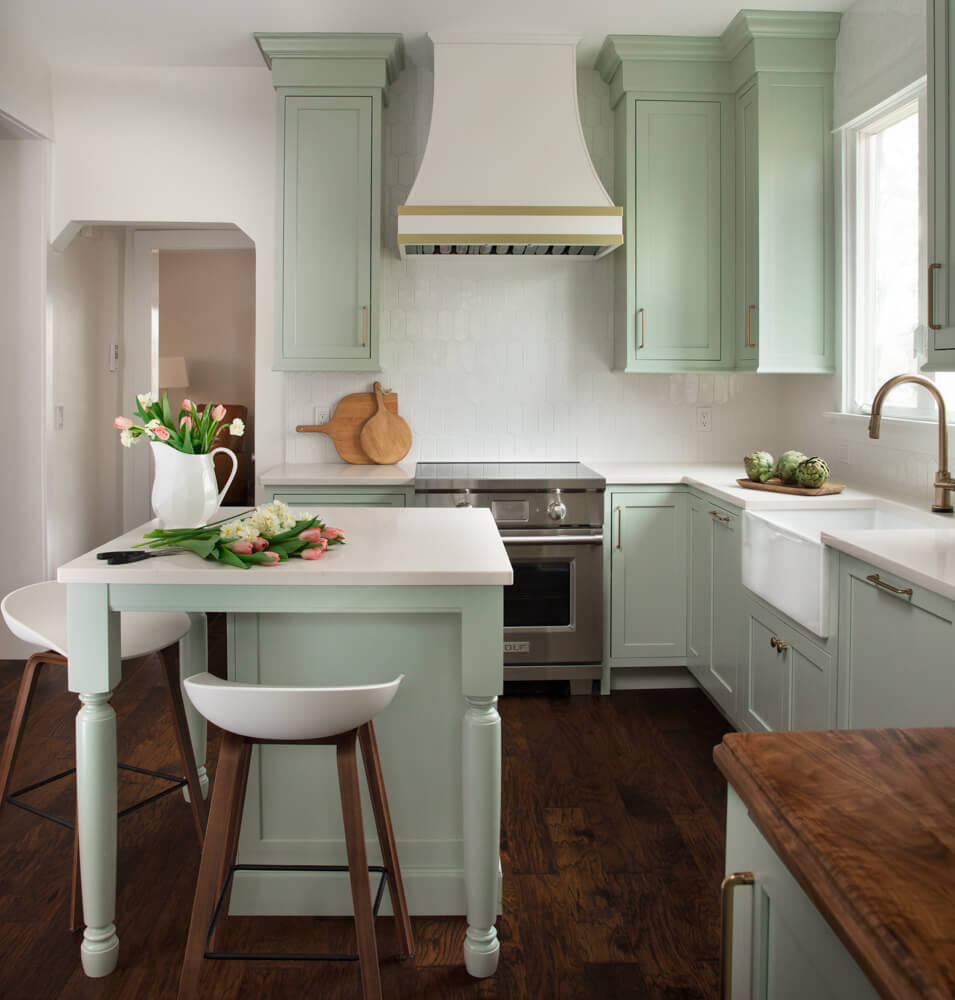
[0,621,732,999]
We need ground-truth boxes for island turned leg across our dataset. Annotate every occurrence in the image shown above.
[179,613,209,801]
[462,695,502,977]
[75,691,119,976]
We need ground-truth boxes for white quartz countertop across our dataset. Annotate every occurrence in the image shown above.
[58,506,512,587]
[260,463,415,486]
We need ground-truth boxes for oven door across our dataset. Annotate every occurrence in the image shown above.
[500,530,603,665]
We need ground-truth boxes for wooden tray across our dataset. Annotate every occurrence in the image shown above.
[736,477,846,497]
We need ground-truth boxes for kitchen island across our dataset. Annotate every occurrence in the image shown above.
[57,505,511,980]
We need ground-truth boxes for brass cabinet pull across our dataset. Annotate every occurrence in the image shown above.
[866,573,913,597]
[361,305,368,347]
[929,264,942,331]
[770,636,789,652]
[637,308,645,349]
[615,506,622,549]
[709,510,731,523]
[745,304,757,348]
[720,871,754,1000]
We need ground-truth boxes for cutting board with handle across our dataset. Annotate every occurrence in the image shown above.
[359,381,413,464]
[295,387,400,464]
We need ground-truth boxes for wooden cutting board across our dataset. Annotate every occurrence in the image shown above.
[359,381,413,464]
[736,477,846,496]
[295,388,400,464]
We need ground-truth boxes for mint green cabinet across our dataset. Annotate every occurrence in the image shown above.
[608,489,688,662]
[732,72,836,372]
[742,595,834,733]
[264,485,412,507]
[257,34,403,372]
[729,16,839,373]
[624,99,728,369]
[926,1,955,367]
[724,786,880,999]
[837,555,955,727]
[687,495,742,725]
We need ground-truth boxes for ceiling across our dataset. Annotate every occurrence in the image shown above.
[3,0,853,72]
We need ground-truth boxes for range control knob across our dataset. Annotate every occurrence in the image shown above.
[547,499,567,521]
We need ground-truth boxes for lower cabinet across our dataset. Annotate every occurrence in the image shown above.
[838,554,955,728]
[742,596,834,733]
[264,486,413,507]
[687,494,742,724]
[608,488,688,664]
[724,786,880,999]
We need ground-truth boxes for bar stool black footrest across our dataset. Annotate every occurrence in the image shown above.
[204,863,390,962]
[5,763,188,829]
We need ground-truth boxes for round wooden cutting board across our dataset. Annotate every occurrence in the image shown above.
[359,381,412,464]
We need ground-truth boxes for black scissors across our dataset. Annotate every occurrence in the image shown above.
[96,549,181,565]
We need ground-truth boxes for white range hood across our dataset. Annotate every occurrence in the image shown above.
[397,34,623,259]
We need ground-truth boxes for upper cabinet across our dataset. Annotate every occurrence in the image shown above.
[598,12,840,374]
[256,34,404,371]
[926,2,955,369]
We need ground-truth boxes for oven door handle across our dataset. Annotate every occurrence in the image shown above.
[503,534,604,545]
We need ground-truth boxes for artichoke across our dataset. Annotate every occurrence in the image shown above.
[743,451,775,483]
[795,456,831,489]
[774,450,808,484]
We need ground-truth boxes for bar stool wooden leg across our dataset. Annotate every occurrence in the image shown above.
[337,730,382,1000]
[0,653,60,809]
[207,740,252,952]
[178,731,248,1000]
[158,647,209,843]
[358,722,415,959]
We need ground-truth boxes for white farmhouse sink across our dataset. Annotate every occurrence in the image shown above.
[741,502,940,637]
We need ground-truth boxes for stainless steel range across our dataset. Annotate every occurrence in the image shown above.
[415,462,606,688]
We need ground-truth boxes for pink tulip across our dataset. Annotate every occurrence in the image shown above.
[321,526,344,540]
[262,551,281,565]
[299,527,324,543]
[182,398,193,411]
[229,541,253,555]
[308,538,329,551]
[154,426,170,441]
[301,547,324,560]
[252,537,270,551]
[180,415,192,431]
[212,404,227,422]
[114,416,133,429]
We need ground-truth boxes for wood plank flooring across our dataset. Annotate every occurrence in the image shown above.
[0,621,732,999]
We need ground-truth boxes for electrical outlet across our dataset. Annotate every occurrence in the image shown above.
[314,406,330,425]
[696,406,712,432]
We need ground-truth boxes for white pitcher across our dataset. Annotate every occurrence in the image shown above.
[150,441,238,528]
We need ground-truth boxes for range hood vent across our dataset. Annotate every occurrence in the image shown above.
[398,34,623,260]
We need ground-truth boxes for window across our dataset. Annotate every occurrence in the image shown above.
[844,84,936,419]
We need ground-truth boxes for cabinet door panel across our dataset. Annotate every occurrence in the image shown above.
[687,498,712,678]
[745,610,785,732]
[611,493,687,659]
[736,84,758,365]
[789,640,832,731]
[282,96,372,363]
[710,511,741,703]
[840,564,955,728]
[635,101,722,362]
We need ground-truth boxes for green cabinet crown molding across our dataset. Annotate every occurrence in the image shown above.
[721,10,842,60]
[255,33,405,103]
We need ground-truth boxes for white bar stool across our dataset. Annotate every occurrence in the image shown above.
[0,581,207,929]
[177,672,415,1000]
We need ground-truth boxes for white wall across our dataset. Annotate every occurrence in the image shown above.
[45,226,126,575]
[287,66,791,467]
[780,0,936,507]
[0,139,49,656]
[48,65,284,476]
[0,30,53,138]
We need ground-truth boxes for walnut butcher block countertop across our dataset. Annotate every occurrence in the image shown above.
[714,728,955,1000]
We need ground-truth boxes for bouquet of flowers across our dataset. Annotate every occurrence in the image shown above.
[114,392,245,453]
[135,500,345,568]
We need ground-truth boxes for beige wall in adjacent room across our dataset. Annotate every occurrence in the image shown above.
[157,248,255,429]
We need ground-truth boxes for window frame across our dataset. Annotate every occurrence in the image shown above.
[842,79,931,421]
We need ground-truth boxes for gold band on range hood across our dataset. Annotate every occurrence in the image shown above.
[396,204,624,258]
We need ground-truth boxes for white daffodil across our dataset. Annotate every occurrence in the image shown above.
[229,418,245,436]
[120,429,135,448]
[219,519,260,542]
[137,392,157,408]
